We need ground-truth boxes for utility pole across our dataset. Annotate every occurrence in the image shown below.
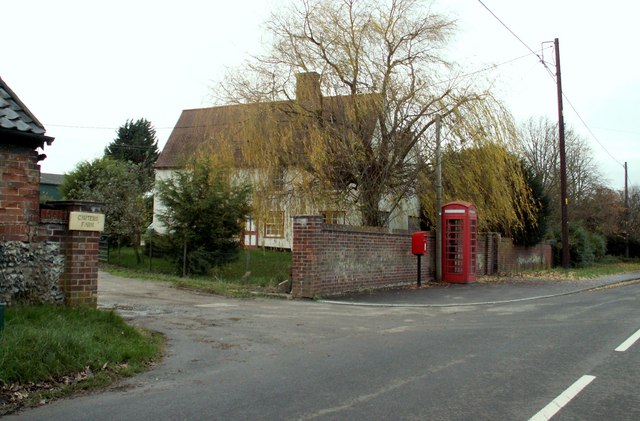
[435,115,443,282]
[555,38,570,269]
[625,162,629,258]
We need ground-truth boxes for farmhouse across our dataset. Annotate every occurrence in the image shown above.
[154,72,421,249]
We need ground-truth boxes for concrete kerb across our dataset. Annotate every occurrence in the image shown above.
[317,276,640,308]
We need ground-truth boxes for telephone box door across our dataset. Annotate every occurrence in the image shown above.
[442,202,477,283]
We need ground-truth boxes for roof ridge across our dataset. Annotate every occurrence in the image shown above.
[183,91,377,113]
[182,99,292,113]
[156,90,379,169]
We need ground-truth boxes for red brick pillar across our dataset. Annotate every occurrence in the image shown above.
[291,215,324,298]
[41,201,104,307]
[0,144,41,242]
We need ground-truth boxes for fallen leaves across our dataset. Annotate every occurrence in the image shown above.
[0,362,135,416]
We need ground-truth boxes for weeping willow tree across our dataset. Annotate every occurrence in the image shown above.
[419,100,539,235]
[419,143,538,234]
[211,0,536,228]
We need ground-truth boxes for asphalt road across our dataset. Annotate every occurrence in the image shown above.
[9,273,640,420]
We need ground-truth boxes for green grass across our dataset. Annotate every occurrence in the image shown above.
[0,305,163,413]
[107,247,640,293]
[213,248,291,283]
[107,246,176,274]
[103,247,292,296]
[522,259,640,279]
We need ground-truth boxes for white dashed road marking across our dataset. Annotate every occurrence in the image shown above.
[615,328,640,352]
[529,375,596,421]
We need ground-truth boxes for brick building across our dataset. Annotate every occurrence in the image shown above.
[0,76,103,307]
[0,76,54,242]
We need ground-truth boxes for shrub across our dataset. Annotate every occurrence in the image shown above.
[588,231,606,262]
[155,158,251,276]
[605,234,640,258]
[550,223,606,267]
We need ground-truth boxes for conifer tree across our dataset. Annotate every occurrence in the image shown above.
[156,157,252,275]
[105,118,159,182]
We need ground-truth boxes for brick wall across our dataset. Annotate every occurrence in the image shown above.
[0,144,41,242]
[497,237,552,273]
[476,233,500,275]
[39,202,103,307]
[292,216,552,298]
[291,215,433,298]
[0,138,104,307]
[39,208,69,242]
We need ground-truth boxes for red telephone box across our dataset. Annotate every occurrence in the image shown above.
[442,201,477,283]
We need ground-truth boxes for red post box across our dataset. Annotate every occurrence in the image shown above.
[442,201,477,283]
[411,231,427,255]
[411,231,427,287]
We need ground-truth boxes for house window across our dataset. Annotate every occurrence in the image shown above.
[322,210,346,225]
[378,211,390,228]
[408,216,421,232]
[271,168,286,191]
[265,211,285,238]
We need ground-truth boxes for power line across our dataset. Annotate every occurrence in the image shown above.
[476,0,544,62]
[70,52,550,128]
[45,123,176,130]
[591,126,640,136]
[432,47,552,88]
[106,144,159,151]
[562,94,625,167]
[477,0,624,169]
[43,50,543,133]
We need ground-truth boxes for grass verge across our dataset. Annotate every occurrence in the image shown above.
[103,248,292,297]
[0,305,164,415]
[517,259,640,280]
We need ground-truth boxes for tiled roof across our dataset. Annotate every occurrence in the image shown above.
[155,71,380,170]
[155,102,257,169]
[0,76,46,135]
[156,95,378,169]
[40,172,66,185]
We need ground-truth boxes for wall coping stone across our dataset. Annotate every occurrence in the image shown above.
[43,200,104,213]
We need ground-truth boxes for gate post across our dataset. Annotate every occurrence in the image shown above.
[43,201,105,307]
[291,215,323,298]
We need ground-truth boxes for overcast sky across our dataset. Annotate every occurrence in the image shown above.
[4,0,638,189]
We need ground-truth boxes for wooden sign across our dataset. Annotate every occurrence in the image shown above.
[69,212,105,232]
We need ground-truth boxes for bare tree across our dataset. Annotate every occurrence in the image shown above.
[518,116,604,222]
[578,185,624,236]
[216,0,533,227]
[517,117,559,195]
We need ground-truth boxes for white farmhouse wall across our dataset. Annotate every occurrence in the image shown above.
[152,167,421,250]
[151,169,175,234]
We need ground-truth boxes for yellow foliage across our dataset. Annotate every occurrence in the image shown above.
[420,142,535,233]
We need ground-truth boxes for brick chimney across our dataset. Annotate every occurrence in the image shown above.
[295,72,322,112]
